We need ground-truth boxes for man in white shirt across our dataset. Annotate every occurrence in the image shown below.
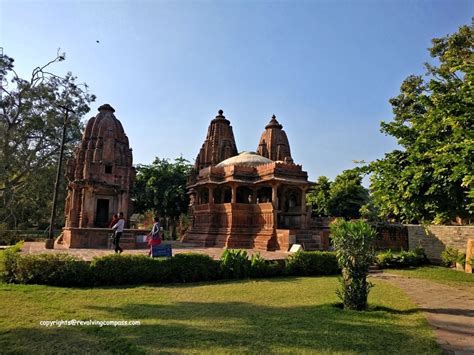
[112,212,125,253]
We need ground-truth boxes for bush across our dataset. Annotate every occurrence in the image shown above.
[91,254,171,285]
[441,246,465,268]
[220,249,251,279]
[0,242,24,282]
[285,251,339,276]
[376,247,428,269]
[330,219,377,311]
[249,253,284,278]
[12,253,92,287]
[169,253,220,283]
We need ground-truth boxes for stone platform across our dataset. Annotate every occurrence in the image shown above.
[20,241,290,261]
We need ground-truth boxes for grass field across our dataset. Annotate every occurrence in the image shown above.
[0,276,440,354]
[386,266,474,290]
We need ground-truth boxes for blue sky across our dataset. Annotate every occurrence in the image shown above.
[1,0,472,182]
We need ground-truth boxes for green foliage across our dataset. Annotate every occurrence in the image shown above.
[328,169,369,219]
[307,170,369,219]
[376,247,428,269]
[306,176,331,216]
[285,251,339,276]
[0,53,95,229]
[2,248,341,287]
[169,253,220,283]
[12,254,92,286]
[220,249,251,279]
[368,24,473,224]
[91,254,170,285]
[0,242,24,282]
[249,253,284,278]
[440,246,466,267]
[330,219,377,310]
[133,157,193,224]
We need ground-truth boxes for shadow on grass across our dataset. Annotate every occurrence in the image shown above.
[1,301,440,354]
[420,307,474,317]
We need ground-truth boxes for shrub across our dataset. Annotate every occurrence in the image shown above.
[285,251,339,276]
[249,253,284,278]
[330,219,377,311]
[220,249,251,279]
[169,253,220,283]
[376,247,428,269]
[376,250,395,268]
[441,246,465,268]
[91,254,171,285]
[0,242,24,282]
[12,253,92,286]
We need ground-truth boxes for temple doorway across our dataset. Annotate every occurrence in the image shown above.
[96,199,109,227]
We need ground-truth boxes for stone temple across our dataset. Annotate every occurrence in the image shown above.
[61,104,137,247]
[184,110,327,251]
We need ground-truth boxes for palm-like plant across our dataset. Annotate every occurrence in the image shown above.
[330,219,377,310]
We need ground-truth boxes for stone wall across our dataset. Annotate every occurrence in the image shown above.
[407,225,474,263]
[374,224,408,251]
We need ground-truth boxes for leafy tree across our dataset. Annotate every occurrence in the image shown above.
[330,219,377,310]
[328,169,369,219]
[368,24,473,224]
[307,170,369,219]
[0,52,95,229]
[133,157,193,223]
[306,176,331,217]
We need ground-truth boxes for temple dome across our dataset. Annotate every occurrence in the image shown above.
[216,151,273,168]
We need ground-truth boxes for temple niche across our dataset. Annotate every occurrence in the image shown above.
[185,112,327,251]
[61,104,136,248]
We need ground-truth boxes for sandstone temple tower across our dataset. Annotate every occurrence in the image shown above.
[194,109,238,171]
[63,104,134,244]
[257,115,293,163]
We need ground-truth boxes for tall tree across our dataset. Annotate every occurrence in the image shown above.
[328,169,369,219]
[369,24,473,224]
[0,52,95,229]
[306,170,368,219]
[306,176,331,217]
[133,157,193,222]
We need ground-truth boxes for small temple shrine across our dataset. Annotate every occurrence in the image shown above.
[60,104,138,248]
[184,110,327,251]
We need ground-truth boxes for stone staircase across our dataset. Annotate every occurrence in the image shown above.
[295,232,321,251]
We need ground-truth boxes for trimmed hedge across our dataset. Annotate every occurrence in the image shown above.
[0,248,339,287]
[376,247,429,269]
[285,251,340,276]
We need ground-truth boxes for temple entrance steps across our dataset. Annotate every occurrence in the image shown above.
[276,229,326,251]
[295,232,321,251]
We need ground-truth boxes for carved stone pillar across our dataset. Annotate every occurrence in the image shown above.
[231,185,237,203]
[209,186,214,205]
[271,183,279,229]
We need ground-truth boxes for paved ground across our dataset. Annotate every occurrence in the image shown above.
[371,272,474,355]
[20,241,290,261]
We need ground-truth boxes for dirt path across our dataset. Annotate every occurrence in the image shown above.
[371,272,474,355]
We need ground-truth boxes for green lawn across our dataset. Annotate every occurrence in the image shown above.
[0,277,440,354]
[386,266,474,290]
